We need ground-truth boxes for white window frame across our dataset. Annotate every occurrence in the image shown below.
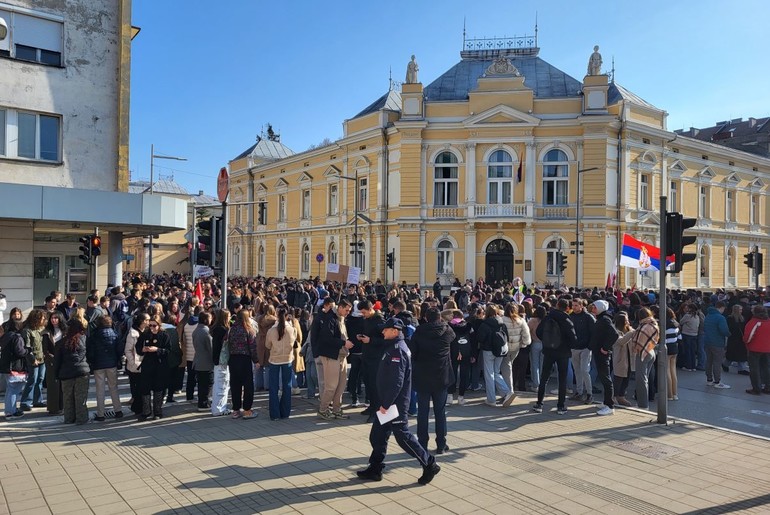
[545,240,564,276]
[278,194,287,222]
[751,194,759,224]
[699,186,710,218]
[669,181,678,212]
[487,150,513,205]
[328,184,338,215]
[640,174,649,211]
[328,242,338,265]
[542,149,569,206]
[233,246,241,274]
[358,178,368,211]
[301,243,310,274]
[278,244,286,274]
[353,240,366,272]
[1,108,61,162]
[699,246,710,279]
[433,152,459,206]
[0,8,64,66]
[726,191,734,222]
[301,189,311,220]
[437,240,454,275]
[727,247,736,281]
[257,245,265,274]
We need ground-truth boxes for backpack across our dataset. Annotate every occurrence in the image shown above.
[541,316,563,350]
[490,319,509,357]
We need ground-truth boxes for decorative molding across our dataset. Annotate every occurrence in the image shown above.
[483,56,522,77]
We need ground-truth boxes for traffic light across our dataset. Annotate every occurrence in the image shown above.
[744,252,755,269]
[557,252,567,274]
[665,212,697,273]
[196,217,214,266]
[78,235,92,265]
[386,252,394,270]
[756,252,763,276]
[90,234,102,258]
[213,216,224,257]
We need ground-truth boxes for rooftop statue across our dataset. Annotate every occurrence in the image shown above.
[588,45,602,76]
[405,55,419,84]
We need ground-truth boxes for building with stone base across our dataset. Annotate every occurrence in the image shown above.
[227,36,770,291]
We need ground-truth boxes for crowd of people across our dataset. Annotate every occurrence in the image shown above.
[1,273,770,481]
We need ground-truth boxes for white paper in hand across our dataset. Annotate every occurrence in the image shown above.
[376,404,399,424]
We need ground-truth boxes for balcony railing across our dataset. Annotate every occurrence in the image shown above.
[473,203,527,218]
[536,205,571,219]
[431,207,461,219]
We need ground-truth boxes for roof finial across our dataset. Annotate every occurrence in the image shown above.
[463,16,466,48]
[534,12,538,47]
[389,66,392,91]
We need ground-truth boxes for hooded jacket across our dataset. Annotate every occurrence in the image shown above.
[411,320,455,392]
[449,318,473,360]
[86,327,122,370]
[590,311,619,353]
[703,307,730,348]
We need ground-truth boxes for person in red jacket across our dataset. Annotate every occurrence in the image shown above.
[742,305,770,395]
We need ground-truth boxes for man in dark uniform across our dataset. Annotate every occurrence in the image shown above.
[356,318,441,485]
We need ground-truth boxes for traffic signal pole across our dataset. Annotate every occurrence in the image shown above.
[658,197,668,424]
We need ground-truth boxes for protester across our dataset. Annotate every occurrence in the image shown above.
[125,313,150,415]
[192,311,214,412]
[42,312,66,415]
[55,318,90,425]
[316,299,353,420]
[534,298,578,414]
[612,312,634,407]
[228,310,258,419]
[590,300,619,415]
[476,305,516,408]
[0,325,28,419]
[136,315,171,420]
[703,301,731,389]
[500,303,531,395]
[265,307,296,420]
[86,314,124,421]
[632,308,660,409]
[743,305,770,395]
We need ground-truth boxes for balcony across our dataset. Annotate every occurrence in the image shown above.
[536,205,571,219]
[472,203,527,218]
[431,207,462,219]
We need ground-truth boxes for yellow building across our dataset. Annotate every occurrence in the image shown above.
[227,38,770,290]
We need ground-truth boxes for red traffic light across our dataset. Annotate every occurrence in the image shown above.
[90,234,102,256]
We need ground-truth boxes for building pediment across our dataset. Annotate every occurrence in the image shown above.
[463,105,540,128]
[274,178,289,188]
[299,172,313,183]
[323,165,342,177]
[637,211,660,225]
[256,182,268,192]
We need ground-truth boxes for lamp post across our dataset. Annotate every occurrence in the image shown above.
[575,165,598,288]
[148,144,186,277]
[338,168,360,268]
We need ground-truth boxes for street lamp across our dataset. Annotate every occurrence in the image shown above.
[338,168,361,268]
[148,144,186,277]
[575,165,598,288]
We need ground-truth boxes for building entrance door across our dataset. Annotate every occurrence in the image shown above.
[485,239,513,284]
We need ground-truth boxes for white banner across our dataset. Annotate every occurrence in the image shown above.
[194,265,214,278]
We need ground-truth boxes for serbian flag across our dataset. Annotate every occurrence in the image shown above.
[620,234,673,272]
[194,280,204,303]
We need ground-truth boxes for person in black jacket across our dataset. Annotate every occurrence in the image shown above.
[356,318,440,485]
[316,299,353,419]
[0,326,28,418]
[345,302,366,408]
[412,308,455,454]
[447,311,473,405]
[86,315,124,421]
[136,315,172,420]
[357,300,386,422]
[569,298,596,404]
[533,298,578,414]
[589,300,619,415]
[55,319,91,425]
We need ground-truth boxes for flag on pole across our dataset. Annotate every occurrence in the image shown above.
[517,148,524,183]
[194,280,204,303]
[620,234,673,272]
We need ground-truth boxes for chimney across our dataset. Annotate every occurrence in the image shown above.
[198,190,204,196]
[690,127,699,137]
[749,117,757,128]
[731,118,742,124]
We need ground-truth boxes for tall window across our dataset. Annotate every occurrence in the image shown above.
[0,9,64,66]
[487,150,513,204]
[278,194,287,221]
[278,244,286,274]
[358,178,368,210]
[233,247,241,274]
[543,149,569,205]
[434,152,459,206]
[14,111,60,161]
[728,247,736,281]
[301,243,310,274]
[699,246,710,279]
[258,201,267,225]
[751,194,759,224]
[699,186,709,218]
[726,191,734,222]
[301,189,311,219]
[328,242,338,264]
[353,241,366,272]
[546,240,563,276]
[328,184,338,215]
[640,175,649,210]
[437,240,454,274]
[669,181,678,212]
[257,245,265,273]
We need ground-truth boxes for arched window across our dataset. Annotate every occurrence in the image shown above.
[257,245,265,274]
[543,149,569,205]
[545,240,564,276]
[233,246,241,274]
[278,244,286,274]
[301,243,310,275]
[487,150,513,205]
[727,247,736,281]
[699,246,710,279]
[328,242,337,265]
[434,152,458,206]
[353,241,366,273]
[437,240,454,274]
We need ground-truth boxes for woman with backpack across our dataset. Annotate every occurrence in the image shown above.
[475,305,516,408]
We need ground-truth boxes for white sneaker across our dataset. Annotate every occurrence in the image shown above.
[447,394,454,405]
[672,395,679,401]
[597,406,615,416]
[713,383,731,389]
[291,388,301,395]
[706,381,714,387]
[502,392,516,407]
[458,396,465,406]
[484,400,499,407]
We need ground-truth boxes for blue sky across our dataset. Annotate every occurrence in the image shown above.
[129,0,770,196]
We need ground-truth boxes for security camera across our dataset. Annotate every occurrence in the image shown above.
[0,18,7,41]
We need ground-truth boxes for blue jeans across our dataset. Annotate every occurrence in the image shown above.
[417,388,448,450]
[21,363,45,408]
[529,341,544,390]
[4,375,25,415]
[305,358,318,398]
[254,363,269,390]
[268,363,292,419]
[696,333,706,370]
[681,335,697,370]
[482,351,510,403]
[635,352,656,409]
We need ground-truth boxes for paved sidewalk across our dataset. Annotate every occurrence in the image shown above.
[1,390,769,514]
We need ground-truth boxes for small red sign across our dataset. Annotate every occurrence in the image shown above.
[217,167,229,203]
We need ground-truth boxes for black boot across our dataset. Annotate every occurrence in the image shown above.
[356,464,383,481]
[152,391,164,419]
[418,456,441,485]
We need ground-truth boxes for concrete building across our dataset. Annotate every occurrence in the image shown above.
[676,117,770,159]
[0,0,186,310]
[227,36,770,291]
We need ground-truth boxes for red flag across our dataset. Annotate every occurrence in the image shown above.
[194,280,204,303]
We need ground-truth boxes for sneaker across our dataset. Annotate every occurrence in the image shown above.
[447,394,454,405]
[436,444,449,455]
[93,415,105,422]
[484,400,499,407]
[356,465,383,482]
[9,411,24,419]
[672,395,679,401]
[556,407,568,415]
[20,405,31,412]
[746,389,761,395]
[332,410,350,420]
[457,396,466,406]
[502,392,516,407]
[114,411,124,419]
[706,381,714,386]
[596,406,615,416]
[197,406,210,412]
[317,409,334,420]
[231,410,242,419]
[531,403,543,413]
[166,398,177,404]
[292,388,301,396]
[417,459,441,485]
[713,383,731,389]
[569,392,583,401]
[242,410,258,419]
[615,397,632,407]
[737,370,751,376]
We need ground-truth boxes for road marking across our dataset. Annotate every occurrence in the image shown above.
[722,417,770,431]
[749,409,770,417]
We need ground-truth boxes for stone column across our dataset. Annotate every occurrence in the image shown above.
[419,226,426,286]
[523,227,535,285]
[108,232,123,287]
[524,141,536,217]
[464,225,476,283]
[420,144,428,218]
[465,143,476,218]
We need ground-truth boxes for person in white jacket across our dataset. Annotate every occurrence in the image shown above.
[125,313,149,415]
[265,307,296,420]
[501,303,531,394]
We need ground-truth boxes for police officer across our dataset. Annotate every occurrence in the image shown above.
[356,318,441,485]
